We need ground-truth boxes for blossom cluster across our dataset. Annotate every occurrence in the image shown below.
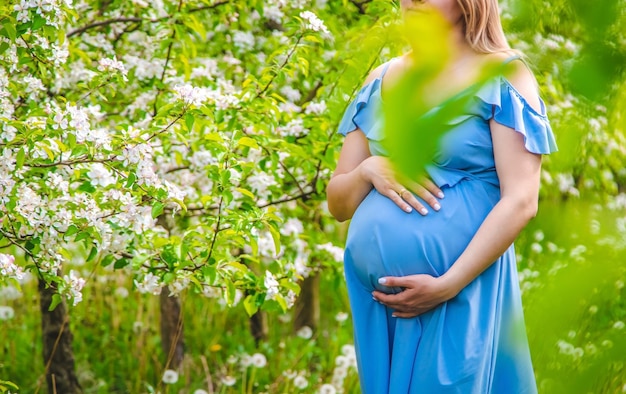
[0,254,24,281]
[299,11,330,35]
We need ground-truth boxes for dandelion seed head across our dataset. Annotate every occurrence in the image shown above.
[221,376,236,386]
[0,305,15,320]
[318,383,337,394]
[162,369,179,384]
[252,352,267,368]
[293,375,309,389]
[297,325,313,339]
[335,312,348,323]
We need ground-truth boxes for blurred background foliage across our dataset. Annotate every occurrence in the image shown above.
[1,0,626,392]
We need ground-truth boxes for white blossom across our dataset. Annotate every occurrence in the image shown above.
[87,163,116,187]
[317,242,344,262]
[264,5,284,23]
[98,56,128,80]
[299,11,330,35]
[0,254,24,280]
[233,31,255,51]
[305,100,327,115]
[282,218,303,236]
[173,84,212,106]
[277,118,308,138]
[63,270,86,305]
[264,271,280,300]
[134,272,162,295]
[280,86,301,102]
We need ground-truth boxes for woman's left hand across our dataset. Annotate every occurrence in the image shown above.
[372,274,458,318]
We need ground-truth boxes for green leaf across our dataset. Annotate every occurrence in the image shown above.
[86,246,98,262]
[155,103,176,118]
[151,202,165,218]
[268,225,281,256]
[78,181,96,193]
[114,258,129,269]
[42,145,55,160]
[280,279,301,294]
[235,187,256,200]
[125,171,136,188]
[227,261,249,273]
[273,293,288,312]
[204,133,223,143]
[101,254,115,267]
[0,41,9,55]
[16,147,25,169]
[243,294,259,316]
[185,112,195,131]
[238,136,259,149]
[2,20,17,41]
[31,14,46,31]
[0,379,19,390]
[65,225,80,237]
[75,231,90,242]
[225,280,236,306]
[163,272,175,284]
[49,294,62,311]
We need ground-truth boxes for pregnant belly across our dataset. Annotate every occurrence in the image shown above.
[344,181,498,291]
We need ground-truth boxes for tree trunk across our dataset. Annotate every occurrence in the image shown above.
[294,273,320,332]
[157,214,185,370]
[249,310,268,345]
[38,278,82,394]
[160,290,184,369]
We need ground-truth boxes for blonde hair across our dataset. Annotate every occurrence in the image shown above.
[456,0,511,54]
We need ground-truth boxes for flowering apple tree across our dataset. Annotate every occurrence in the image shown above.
[0,0,381,314]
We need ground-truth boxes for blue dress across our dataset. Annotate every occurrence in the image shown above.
[337,58,557,394]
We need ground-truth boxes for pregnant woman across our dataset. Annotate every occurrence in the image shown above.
[326,0,557,393]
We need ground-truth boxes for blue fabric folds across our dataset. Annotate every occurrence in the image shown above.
[337,74,558,157]
[476,77,558,154]
[337,78,383,138]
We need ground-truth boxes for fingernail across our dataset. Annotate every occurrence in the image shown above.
[378,277,387,285]
[405,206,412,213]
[372,296,379,303]
[392,314,398,318]
[438,192,445,198]
[434,203,441,211]
[420,208,428,215]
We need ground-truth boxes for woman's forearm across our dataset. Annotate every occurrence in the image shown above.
[440,195,538,297]
[326,163,373,222]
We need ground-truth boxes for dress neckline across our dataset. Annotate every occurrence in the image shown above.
[366,55,547,119]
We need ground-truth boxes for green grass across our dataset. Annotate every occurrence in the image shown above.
[2,201,626,393]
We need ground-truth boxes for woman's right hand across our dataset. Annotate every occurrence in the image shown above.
[358,156,444,215]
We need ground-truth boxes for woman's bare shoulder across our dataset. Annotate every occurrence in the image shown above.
[361,59,395,87]
[486,51,542,112]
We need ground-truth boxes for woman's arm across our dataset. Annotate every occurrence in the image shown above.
[328,64,444,222]
[372,63,543,317]
[327,132,445,222]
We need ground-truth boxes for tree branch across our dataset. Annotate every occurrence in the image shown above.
[348,0,374,14]
[67,0,232,38]
[67,18,144,38]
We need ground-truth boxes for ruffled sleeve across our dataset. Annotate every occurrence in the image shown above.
[337,78,382,137]
[476,77,558,154]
